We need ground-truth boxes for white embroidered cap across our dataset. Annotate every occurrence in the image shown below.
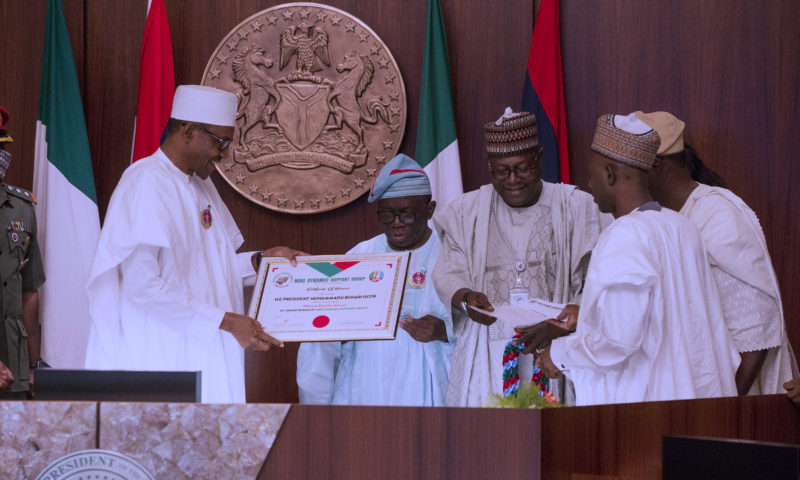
[170,85,237,127]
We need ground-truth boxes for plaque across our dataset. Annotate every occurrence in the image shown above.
[202,3,407,214]
[248,253,410,342]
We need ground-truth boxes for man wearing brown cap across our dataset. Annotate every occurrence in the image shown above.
[0,106,46,400]
[642,111,798,396]
[432,108,605,407]
[538,113,738,405]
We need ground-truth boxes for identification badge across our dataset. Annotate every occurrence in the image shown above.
[509,261,528,304]
[509,287,529,305]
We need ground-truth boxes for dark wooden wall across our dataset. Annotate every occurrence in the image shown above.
[1,1,797,403]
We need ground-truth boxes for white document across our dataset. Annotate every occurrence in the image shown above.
[468,298,566,341]
[248,253,410,342]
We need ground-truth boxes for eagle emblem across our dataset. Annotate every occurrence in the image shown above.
[279,23,330,80]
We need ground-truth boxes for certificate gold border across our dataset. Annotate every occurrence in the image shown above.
[248,253,411,342]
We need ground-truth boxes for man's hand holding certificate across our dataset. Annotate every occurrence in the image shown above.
[249,253,410,342]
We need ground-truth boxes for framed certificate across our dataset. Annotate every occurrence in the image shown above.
[248,253,411,342]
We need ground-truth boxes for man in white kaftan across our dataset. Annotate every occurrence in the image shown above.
[641,110,798,395]
[86,86,294,403]
[297,154,454,406]
[543,113,739,405]
[432,109,606,407]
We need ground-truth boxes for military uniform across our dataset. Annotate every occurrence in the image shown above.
[0,183,45,398]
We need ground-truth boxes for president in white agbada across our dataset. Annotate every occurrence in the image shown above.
[85,85,299,403]
[643,110,798,395]
[297,154,454,406]
[540,113,739,405]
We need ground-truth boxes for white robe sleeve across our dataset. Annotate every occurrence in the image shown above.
[120,245,225,342]
[550,283,651,372]
[297,341,341,404]
[237,251,258,288]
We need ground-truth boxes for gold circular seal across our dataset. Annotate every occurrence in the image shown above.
[202,3,407,214]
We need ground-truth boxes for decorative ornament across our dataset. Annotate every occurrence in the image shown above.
[201,205,212,229]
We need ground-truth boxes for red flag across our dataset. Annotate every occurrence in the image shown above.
[521,0,570,184]
[131,0,174,162]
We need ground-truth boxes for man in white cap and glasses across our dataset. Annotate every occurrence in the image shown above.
[85,85,303,403]
[641,110,798,396]
[296,154,454,406]
[536,113,739,405]
[432,108,606,407]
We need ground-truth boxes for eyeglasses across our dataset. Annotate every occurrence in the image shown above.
[377,205,429,224]
[197,126,232,151]
[489,161,539,180]
[488,152,541,180]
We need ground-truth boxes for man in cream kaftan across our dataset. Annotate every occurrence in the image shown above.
[680,184,798,393]
[432,109,606,407]
[433,183,602,407]
[638,110,798,395]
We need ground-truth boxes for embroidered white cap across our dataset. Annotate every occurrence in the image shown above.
[170,85,237,127]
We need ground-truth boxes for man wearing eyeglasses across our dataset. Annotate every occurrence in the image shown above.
[432,108,606,407]
[86,85,303,403]
[296,154,454,406]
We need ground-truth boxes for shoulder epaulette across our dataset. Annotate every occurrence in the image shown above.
[3,183,37,204]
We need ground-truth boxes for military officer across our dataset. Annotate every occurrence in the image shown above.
[0,106,46,400]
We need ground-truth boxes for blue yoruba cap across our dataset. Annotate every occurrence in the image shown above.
[368,154,431,203]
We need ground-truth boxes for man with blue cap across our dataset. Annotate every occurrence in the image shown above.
[297,154,454,406]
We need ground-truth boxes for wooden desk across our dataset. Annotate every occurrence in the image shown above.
[259,395,800,479]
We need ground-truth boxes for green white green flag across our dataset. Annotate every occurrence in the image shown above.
[415,0,462,208]
[33,0,101,368]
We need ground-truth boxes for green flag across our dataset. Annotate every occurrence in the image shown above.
[415,0,462,208]
[33,0,101,368]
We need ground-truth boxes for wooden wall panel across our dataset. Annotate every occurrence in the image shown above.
[1,1,797,403]
[85,1,145,219]
[0,0,84,191]
[560,0,800,380]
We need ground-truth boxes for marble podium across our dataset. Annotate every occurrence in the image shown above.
[0,401,290,479]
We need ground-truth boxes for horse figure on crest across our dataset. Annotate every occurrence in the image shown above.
[232,43,282,151]
[327,51,390,152]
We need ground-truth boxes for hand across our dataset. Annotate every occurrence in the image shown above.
[552,304,579,332]
[400,314,448,343]
[261,246,309,267]
[514,304,579,354]
[27,369,35,400]
[0,360,14,392]
[463,290,497,326]
[534,347,563,379]
[514,323,568,354]
[784,377,800,407]
[220,312,283,351]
